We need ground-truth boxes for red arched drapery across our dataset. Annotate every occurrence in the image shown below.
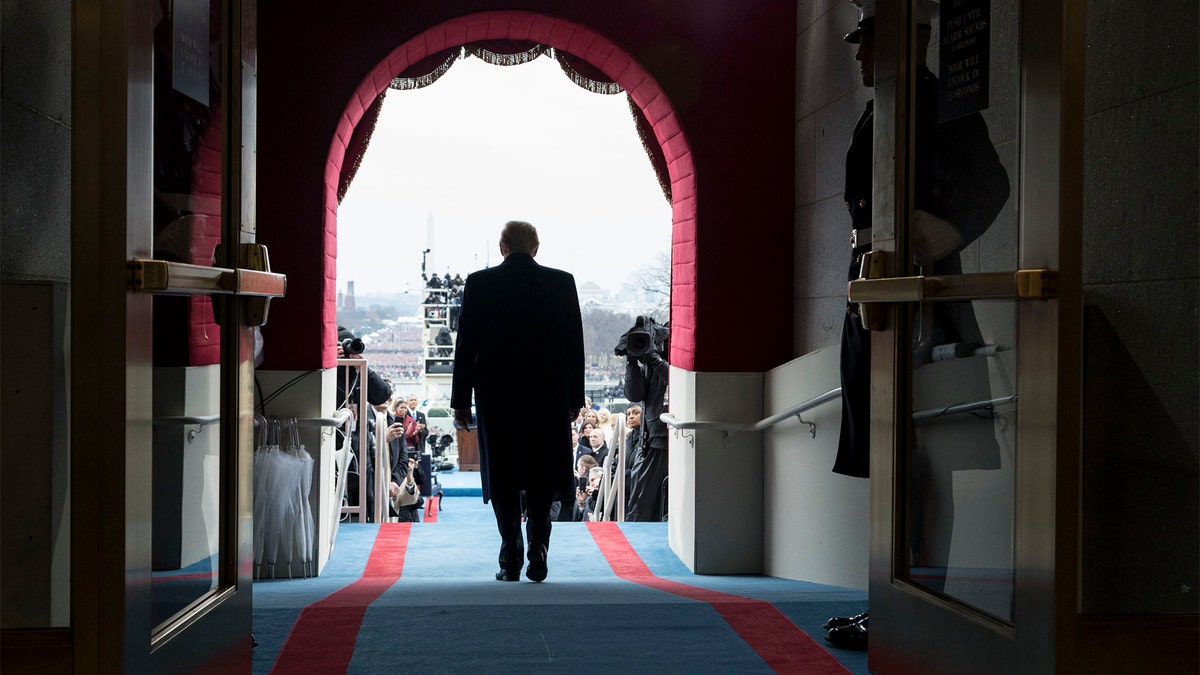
[322,11,696,370]
[337,43,671,207]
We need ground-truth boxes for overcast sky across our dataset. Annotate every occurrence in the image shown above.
[336,54,672,297]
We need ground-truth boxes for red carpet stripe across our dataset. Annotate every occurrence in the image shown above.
[587,522,850,674]
[270,523,410,674]
[423,495,439,522]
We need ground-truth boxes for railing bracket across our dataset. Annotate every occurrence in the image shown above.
[794,412,817,438]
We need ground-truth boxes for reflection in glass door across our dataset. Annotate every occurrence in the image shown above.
[908,300,1017,621]
[150,0,225,631]
[849,0,1081,671]
[895,0,1022,624]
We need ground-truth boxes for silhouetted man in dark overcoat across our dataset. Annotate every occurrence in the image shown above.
[452,220,585,583]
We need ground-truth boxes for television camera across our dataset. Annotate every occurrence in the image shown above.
[615,315,669,359]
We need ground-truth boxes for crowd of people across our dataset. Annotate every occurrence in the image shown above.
[336,328,436,523]
[338,280,672,530]
[363,321,424,382]
[335,270,468,383]
[374,390,431,523]
[565,397,664,523]
[341,353,667,527]
[584,364,624,384]
[423,271,464,330]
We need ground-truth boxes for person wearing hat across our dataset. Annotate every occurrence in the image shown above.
[827,0,1010,651]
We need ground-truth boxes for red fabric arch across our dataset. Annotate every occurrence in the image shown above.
[321,11,696,370]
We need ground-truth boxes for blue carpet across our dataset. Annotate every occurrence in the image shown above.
[436,467,484,497]
[254,485,870,674]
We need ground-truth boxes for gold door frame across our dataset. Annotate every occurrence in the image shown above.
[72,0,261,670]
[864,1,1084,673]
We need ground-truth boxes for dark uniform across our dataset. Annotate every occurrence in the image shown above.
[835,97,876,479]
[834,67,1010,478]
[625,352,670,521]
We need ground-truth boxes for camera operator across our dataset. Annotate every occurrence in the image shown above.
[616,316,670,522]
[337,326,392,521]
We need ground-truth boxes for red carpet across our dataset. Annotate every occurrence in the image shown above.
[587,522,850,674]
[270,522,410,674]
[423,495,439,522]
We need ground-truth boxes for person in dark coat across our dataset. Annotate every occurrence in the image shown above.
[621,317,670,522]
[574,422,598,465]
[385,398,416,495]
[825,0,1010,652]
[584,428,610,474]
[833,0,1009,480]
[451,220,585,583]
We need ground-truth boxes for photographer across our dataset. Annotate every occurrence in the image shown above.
[337,326,392,521]
[336,326,391,407]
[616,316,670,522]
[389,455,425,523]
[573,465,604,522]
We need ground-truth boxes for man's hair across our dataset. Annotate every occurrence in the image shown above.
[588,466,604,479]
[578,454,598,471]
[500,220,539,254]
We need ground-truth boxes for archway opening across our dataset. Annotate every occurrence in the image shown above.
[321,11,696,371]
[335,51,672,397]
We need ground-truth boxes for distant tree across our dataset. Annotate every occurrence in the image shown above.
[632,251,671,322]
[581,307,636,371]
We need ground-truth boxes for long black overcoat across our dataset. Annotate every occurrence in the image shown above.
[450,253,584,502]
[834,67,1009,478]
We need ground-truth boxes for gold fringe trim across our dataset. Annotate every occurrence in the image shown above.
[628,93,672,203]
[465,42,547,66]
[389,50,460,91]
[553,49,624,95]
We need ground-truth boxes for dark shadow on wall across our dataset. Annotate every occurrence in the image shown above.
[1081,305,1199,614]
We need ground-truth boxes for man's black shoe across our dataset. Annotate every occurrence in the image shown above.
[824,616,868,651]
[526,560,547,582]
[495,569,520,582]
[823,610,868,631]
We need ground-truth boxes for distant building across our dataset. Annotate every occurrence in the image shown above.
[614,282,640,304]
[577,281,607,304]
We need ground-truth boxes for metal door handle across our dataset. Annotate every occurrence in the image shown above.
[126,243,286,326]
[848,268,1057,303]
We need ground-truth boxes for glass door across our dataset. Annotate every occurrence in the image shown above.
[143,0,279,667]
[74,0,278,670]
[850,1,1082,673]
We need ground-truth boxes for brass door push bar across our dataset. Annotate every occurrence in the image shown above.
[848,265,1057,305]
[846,252,1057,330]
[126,243,286,327]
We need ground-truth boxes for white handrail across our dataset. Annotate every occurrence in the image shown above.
[912,394,1016,421]
[154,414,221,426]
[659,387,842,442]
[660,388,1017,445]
